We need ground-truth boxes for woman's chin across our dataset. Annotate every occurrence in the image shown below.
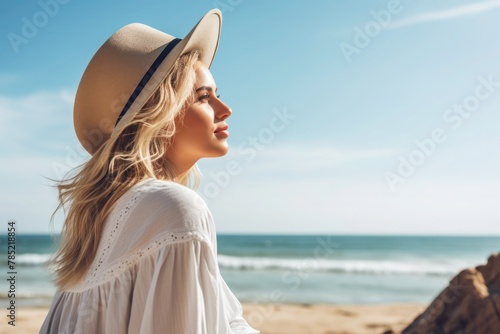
[199,145,229,159]
[217,147,230,157]
[213,143,230,157]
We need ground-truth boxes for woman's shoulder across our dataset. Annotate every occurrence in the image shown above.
[66,178,216,292]
[120,177,213,234]
[132,177,207,211]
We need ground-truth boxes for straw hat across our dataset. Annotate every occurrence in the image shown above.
[73,9,222,155]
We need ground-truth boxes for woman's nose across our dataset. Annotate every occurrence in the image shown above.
[215,98,232,120]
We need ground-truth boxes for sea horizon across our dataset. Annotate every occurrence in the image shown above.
[1,234,499,308]
[10,232,500,236]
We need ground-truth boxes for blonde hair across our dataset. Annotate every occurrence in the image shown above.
[47,50,202,290]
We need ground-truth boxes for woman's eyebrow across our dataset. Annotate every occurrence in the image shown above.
[195,85,218,93]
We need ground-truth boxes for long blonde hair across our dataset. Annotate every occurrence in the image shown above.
[48,50,202,290]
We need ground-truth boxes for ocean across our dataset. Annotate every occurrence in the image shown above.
[1,234,499,308]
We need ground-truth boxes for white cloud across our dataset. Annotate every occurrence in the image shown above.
[198,141,500,235]
[0,90,81,233]
[0,152,67,234]
[251,146,400,173]
[0,89,76,153]
[206,177,500,235]
[199,145,400,176]
[258,146,399,162]
[389,0,500,30]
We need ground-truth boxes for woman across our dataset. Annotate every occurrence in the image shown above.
[40,9,260,334]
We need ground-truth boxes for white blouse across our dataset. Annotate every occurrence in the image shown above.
[40,178,260,334]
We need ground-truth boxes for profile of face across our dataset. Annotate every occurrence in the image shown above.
[164,60,232,172]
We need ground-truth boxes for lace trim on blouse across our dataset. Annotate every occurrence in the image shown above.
[67,178,210,292]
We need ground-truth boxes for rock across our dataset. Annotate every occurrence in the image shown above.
[391,253,500,334]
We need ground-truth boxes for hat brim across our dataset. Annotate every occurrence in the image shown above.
[113,9,222,134]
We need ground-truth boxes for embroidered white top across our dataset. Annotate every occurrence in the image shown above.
[39,178,259,334]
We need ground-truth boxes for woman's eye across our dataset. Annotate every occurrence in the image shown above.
[198,94,210,102]
[198,93,220,102]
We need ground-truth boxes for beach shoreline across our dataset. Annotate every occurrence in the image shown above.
[1,302,425,334]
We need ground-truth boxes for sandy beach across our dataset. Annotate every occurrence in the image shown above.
[1,302,425,334]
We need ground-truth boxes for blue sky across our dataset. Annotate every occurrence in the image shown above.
[2,0,500,234]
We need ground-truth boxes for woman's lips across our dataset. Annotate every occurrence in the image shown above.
[215,124,229,137]
[215,130,229,137]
